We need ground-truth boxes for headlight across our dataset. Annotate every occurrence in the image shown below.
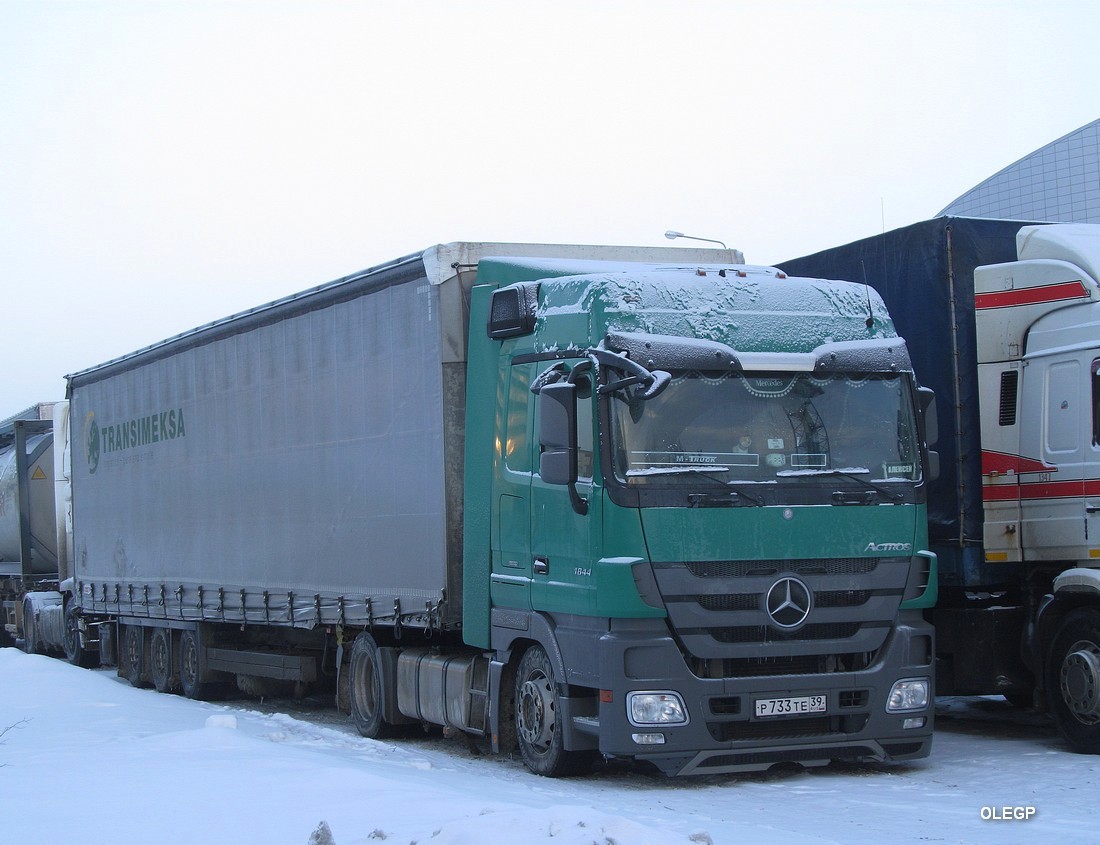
[887,678,930,712]
[627,691,688,726]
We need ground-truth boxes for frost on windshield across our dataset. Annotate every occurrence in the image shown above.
[611,371,919,485]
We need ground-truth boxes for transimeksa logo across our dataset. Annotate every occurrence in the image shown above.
[84,407,186,474]
[84,412,100,474]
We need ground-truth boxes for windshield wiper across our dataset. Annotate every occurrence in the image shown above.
[775,467,904,503]
[626,467,764,506]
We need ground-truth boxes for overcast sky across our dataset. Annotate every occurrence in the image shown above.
[2,0,1097,412]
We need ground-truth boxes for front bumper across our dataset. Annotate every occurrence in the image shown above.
[576,612,934,775]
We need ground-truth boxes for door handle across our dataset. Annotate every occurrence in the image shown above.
[533,557,549,575]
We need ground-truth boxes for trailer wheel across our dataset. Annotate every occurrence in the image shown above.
[150,628,178,693]
[349,632,396,739]
[178,629,215,700]
[514,645,594,777]
[123,625,148,688]
[1048,608,1100,753]
[63,602,97,668]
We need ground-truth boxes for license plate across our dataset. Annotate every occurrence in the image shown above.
[754,694,827,718]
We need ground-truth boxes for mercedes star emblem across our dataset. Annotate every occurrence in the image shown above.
[765,577,813,629]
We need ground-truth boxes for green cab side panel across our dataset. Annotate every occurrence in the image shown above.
[462,284,499,648]
[524,488,666,619]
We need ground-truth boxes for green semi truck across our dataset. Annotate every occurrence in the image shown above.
[28,241,936,775]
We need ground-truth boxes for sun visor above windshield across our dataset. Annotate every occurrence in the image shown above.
[604,331,741,372]
[605,331,912,375]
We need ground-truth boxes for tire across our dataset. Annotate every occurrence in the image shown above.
[349,632,397,739]
[123,625,148,688]
[514,645,595,777]
[150,628,178,693]
[496,660,518,755]
[178,628,215,700]
[1047,607,1100,753]
[63,602,98,668]
[22,597,40,655]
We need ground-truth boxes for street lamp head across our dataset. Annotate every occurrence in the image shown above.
[662,230,728,250]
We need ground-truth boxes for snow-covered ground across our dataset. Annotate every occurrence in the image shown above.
[2,646,1097,844]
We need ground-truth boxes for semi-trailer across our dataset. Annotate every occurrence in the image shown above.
[781,217,1100,752]
[0,403,69,651]
[22,240,937,775]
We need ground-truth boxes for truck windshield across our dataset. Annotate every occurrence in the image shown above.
[609,371,921,486]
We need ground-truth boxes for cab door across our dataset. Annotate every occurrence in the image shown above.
[1085,358,1100,560]
[1020,355,1089,560]
[529,360,598,614]
[491,361,536,612]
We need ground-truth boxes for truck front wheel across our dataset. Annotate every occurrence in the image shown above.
[1048,608,1100,752]
[349,632,396,739]
[514,645,594,777]
[63,602,97,668]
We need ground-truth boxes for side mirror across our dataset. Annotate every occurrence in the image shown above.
[538,381,588,515]
[539,381,577,486]
[917,386,938,447]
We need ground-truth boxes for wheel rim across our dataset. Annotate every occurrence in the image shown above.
[517,668,556,754]
[1060,639,1100,724]
[126,628,141,674]
[181,635,198,688]
[152,634,168,681]
[64,608,79,658]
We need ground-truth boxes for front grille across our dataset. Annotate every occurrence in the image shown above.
[710,623,862,643]
[697,594,758,612]
[652,556,911,672]
[710,717,832,741]
[691,652,875,678]
[839,690,870,708]
[709,697,742,715]
[697,590,872,612]
[682,558,879,578]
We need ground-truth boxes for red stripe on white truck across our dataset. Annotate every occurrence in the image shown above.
[983,478,1100,502]
[975,280,1089,310]
[981,450,1053,475]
